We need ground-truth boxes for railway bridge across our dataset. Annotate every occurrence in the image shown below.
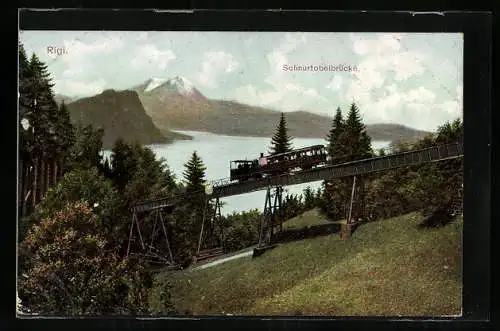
[126,141,463,267]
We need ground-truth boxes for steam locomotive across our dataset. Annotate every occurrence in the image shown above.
[230,145,329,182]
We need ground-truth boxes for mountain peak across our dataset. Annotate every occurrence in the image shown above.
[140,75,204,99]
[164,76,196,95]
[144,77,167,92]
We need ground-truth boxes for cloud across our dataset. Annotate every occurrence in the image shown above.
[403,86,436,103]
[326,75,343,91]
[347,33,428,104]
[55,35,125,64]
[54,78,106,96]
[130,44,176,70]
[198,51,238,88]
[342,33,459,131]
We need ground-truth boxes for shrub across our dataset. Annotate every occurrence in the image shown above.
[18,201,153,315]
[148,274,177,316]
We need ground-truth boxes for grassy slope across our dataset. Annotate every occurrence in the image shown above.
[155,210,462,316]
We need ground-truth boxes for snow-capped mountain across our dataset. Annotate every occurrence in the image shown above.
[144,77,166,93]
[138,76,205,100]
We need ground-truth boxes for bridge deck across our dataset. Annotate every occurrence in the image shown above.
[134,142,463,212]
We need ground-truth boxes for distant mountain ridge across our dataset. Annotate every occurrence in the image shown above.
[129,77,430,142]
[64,89,190,149]
[56,76,431,145]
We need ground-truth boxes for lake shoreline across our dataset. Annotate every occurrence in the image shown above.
[103,131,391,215]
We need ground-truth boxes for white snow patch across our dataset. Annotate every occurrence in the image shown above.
[144,77,166,92]
[166,76,196,96]
[144,75,198,96]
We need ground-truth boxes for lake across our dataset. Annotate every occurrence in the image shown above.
[103,130,391,215]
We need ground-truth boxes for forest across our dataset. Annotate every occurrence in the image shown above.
[17,42,463,315]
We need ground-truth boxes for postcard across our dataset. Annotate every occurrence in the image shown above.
[17,30,463,317]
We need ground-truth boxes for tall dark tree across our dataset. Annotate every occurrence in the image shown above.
[68,124,105,172]
[28,54,59,157]
[268,112,293,155]
[52,101,75,180]
[19,43,34,216]
[181,150,208,232]
[170,151,208,266]
[19,49,65,214]
[110,138,138,190]
[320,103,372,222]
[411,119,463,217]
[182,151,207,194]
[19,43,33,160]
[326,107,346,162]
[303,186,315,211]
[343,102,372,161]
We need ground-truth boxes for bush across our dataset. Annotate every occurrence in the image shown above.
[20,167,120,244]
[149,274,177,316]
[18,201,154,315]
[222,209,261,253]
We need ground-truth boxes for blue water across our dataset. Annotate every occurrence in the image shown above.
[103,131,390,215]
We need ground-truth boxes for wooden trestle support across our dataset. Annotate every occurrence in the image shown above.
[253,186,284,256]
[341,175,366,240]
[126,205,177,269]
[195,197,225,263]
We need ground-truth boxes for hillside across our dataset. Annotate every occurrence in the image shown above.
[65,89,191,149]
[151,210,462,316]
[59,76,431,143]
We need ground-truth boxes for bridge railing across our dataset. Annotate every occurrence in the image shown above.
[211,141,463,198]
[133,141,463,211]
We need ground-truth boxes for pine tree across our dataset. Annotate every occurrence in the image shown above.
[268,112,293,155]
[28,54,59,159]
[110,138,137,190]
[54,102,75,172]
[303,186,315,211]
[320,103,372,222]
[20,52,61,207]
[68,124,105,171]
[182,151,207,194]
[19,43,33,160]
[326,107,346,162]
[344,102,372,161]
[19,43,34,216]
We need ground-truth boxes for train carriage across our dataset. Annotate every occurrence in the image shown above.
[230,145,328,182]
[261,145,327,173]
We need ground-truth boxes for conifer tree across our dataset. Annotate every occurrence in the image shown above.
[320,104,372,222]
[54,102,75,166]
[326,107,346,162]
[19,43,33,160]
[268,112,293,155]
[343,102,372,161]
[110,138,137,190]
[28,54,59,158]
[68,124,105,171]
[182,151,207,194]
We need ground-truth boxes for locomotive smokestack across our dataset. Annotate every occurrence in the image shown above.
[260,153,264,158]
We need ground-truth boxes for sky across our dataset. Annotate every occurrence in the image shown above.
[19,31,463,131]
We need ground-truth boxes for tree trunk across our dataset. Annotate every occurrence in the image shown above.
[58,160,63,181]
[40,159,45,200]
[22,161,29,217]
[53,160,58,188]
[46,160,51,193]
[33,158,38,207]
